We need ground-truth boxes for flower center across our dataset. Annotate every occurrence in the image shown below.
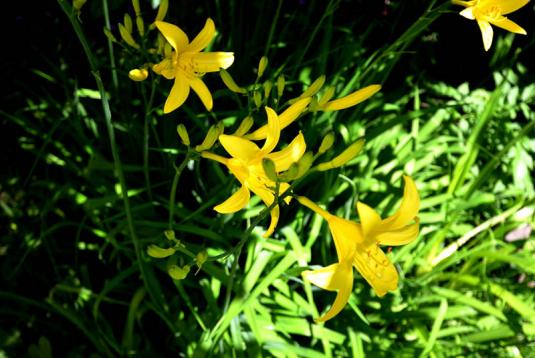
[476,5,502,20]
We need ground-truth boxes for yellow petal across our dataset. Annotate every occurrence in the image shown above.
[321,84,381,111]
[356,201,382,238]
[260,107,280,155]
[485,0,529,15]
[265,132,306,172]
[381,176,420,231]
[164,73,190,113]
[296,196,333,221]
[189,77,213,111]
[316,138,365,171]
[155,21,189,53]
[219,135,260,162]
[460,7,475,19]
[353,245,398,297]
[477,20,494,51]
[152,58,175,79]
[489,17,527,35]
[328,217,361,261]
[184,18,215,53]
[246,98,311,140]
[214,185,250,213]
[303,262,354,322]
[262,204,279,238]
[220,69,247,94]
[191,52,235,73]
[375,218,419,246]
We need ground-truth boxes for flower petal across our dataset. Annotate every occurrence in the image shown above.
[260,107,280,155]
[328,217,361,261]
[485,0,529,15]
[489,17,527,35]
[191,52,235,73]
[460,7,475,19]
[353,245,398,297]
[219,135,260,162]
[321,84,381,111]
[262,204,279,238]
[164,73,190,113]
[246,98,311,140]
[356,201,382,238]
[214,185,250,213]
[189,77,213,111]
[477,20,494,51]
[303,262,354,322]
[183,18,215,53]
[375,218,420,246]
[155,21,189,53]
[381,176,420,231]
[152,58,175,80]
[265,132,306,172]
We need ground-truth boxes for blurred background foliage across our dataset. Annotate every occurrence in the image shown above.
[1,0,535,356]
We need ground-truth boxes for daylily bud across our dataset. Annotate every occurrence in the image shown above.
[147,244,176,258]
[279,162,299,182]
[131,0,141,16]
[257,56,268,79]
[253,90,263,108]
[262,158,278,182]
[168,265,190,280]
[264,80,273,99]
[220,69,246,94]
[318,132,335,154]
[136,16,145,36]
[164,230,175,241]
[177,124,190,146]
[73,0,87,11]
[318,86,336,106]
[128,68,148,81]
[195,124,221,152]
[289,75,325,104]
[103,27,118,43]
[316,139,365,171]
[277,75,285,98]
[119,23,140,49]
[295,151,314,179]
[195,250,208,274]
[233,116,254,137]
[154,0,169,23]
[123,14,133,34]
[320,84,381,111]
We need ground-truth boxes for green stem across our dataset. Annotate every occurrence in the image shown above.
[168,152,192,229]
[102,0,118,90]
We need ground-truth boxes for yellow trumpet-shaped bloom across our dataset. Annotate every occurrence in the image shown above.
[201,107,307,237]
[153,19,234,113]
[452,0,528,51]
[297,175,420,321]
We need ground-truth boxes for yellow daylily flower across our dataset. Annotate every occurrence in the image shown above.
[153,19,234,113]
[201,107,307,237]
[452,0,528,51]
[297,175,420,321]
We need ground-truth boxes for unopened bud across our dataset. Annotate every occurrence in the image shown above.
[147,244,176,258]
[321,84,381,111]
[164,230,175,241]
[257,56,268,79]
[123,14,133,34]
[128,68,148,81]
[264,80,273,99]
[295,151,314,179]
[177,124,190,146]
[73,0,87,11]
[233,116,254,137]
[318,86,336,106]
[253,90,262,108]
[119,23,140,49]
[318,132,335,154]
[316,139,365,171]
[277,75,285,98]
[136,16,145,36]
[154,0,169,23]
[168,265,190,280]
[131,0,141,16]
[262,158,278,182]
[289,75,325,104]
[195,123,221,152]
[195,250,208,274]
[103,27,118,43]
[220,69,246,94]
